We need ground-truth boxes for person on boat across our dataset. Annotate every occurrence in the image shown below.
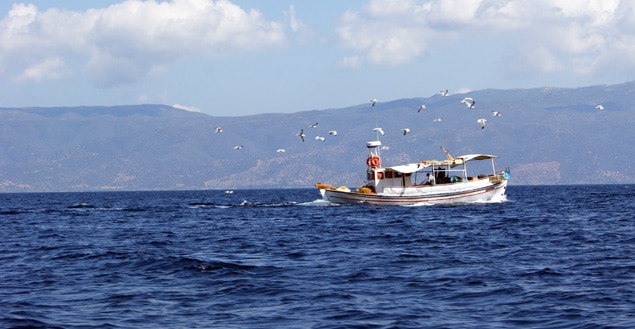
[425,173,436,185]
[435,167,445,183]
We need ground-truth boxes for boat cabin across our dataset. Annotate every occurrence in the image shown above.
[363,141,506,193]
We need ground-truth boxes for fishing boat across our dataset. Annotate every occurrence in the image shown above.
[315,140,510,206]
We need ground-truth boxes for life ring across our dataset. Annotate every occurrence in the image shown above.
[366,156,381,168]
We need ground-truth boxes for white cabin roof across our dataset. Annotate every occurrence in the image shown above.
[386,163,426,174]
[457,154,498,161]
[384,154,497,173]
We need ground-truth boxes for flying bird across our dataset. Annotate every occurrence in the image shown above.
[315,136,325,142]
[402,128,410,135]
[309,122,318,128]
[381,146,390,151]
[433,117,443,122]
[369,98,378,106]
[329,130,338,136]
[297,129,305,142]
[492,111,501,117]
[276,148,286,153]
[373,127,385,136]
[214,126,222,133]
[461,97,476,108]
[477,118,487,129]
[440,90,449,96]
[234,145,243,150]
[417,104,426,112]
[595,104,604,111]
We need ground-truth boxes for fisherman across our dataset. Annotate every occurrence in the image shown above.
[435,166,445,183]
[425,173,436,185]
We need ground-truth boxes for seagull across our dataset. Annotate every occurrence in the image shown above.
[297,128,305,142]
[373,127,385,136]
[595,104,604,111]
[433,117,443,122]
[402,128,410,135]
[329,130,338,136]
[417,104,426,112]
[309,122,318,128]
[234,145,243,150]
[381,146,390,151]
[440,90,449,96]
[492,111,501,117]
[369,98,378,106]
[461,97,476,108]
[276,148,286,153]
[315,136,325,142]
[477,118,487,129]
[214,126,222,133]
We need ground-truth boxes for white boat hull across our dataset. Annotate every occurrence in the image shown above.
[321,179,507,206]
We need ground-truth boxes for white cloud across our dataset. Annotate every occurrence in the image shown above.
[0,0,286,87]
[336,0,634,78]
[283,5,324,45]
[286,5,302,33]
[16,57,67,82]
[172,103,202,112]
[336,7,431,67]
[337,55,361,69]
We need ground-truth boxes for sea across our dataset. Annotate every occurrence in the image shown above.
[1,185,634,329]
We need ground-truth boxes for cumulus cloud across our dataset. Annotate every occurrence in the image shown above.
[16,57,68,82]
[0,0,286,87]
[336,0,633,77]
[336,5,431,66]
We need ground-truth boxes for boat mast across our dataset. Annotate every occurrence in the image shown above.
[366,140,382,168]
[365,140,383,185]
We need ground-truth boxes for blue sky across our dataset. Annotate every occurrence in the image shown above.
[1,0,634,116]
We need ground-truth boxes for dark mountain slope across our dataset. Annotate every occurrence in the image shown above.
[1,82,634,192]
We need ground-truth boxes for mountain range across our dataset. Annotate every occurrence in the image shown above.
[2,81,634,192]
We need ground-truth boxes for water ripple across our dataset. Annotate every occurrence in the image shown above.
[1,186,634,328]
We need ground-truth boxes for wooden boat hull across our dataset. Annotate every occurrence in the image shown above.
[321,180,507,206]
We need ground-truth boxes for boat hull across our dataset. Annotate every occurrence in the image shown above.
[321,180,507,206]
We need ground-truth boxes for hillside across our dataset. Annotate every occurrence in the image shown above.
[1,82,634,192]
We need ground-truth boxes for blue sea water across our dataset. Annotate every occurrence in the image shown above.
[1,185,634,328]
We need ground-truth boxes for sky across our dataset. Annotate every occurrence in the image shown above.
[1,0,634,116]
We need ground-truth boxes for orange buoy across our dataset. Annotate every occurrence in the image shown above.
[366,156,381,168]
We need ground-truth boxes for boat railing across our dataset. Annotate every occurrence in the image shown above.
[488,172,507,183]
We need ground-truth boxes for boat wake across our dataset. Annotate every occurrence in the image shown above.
[400,202,435,207]
[297,199,336,206]
[472,195,508,203]
[239,200,298,207]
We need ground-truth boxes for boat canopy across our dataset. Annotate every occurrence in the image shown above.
[387,163,426,174]
[457,154,498,161]
[384,154,498,174]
